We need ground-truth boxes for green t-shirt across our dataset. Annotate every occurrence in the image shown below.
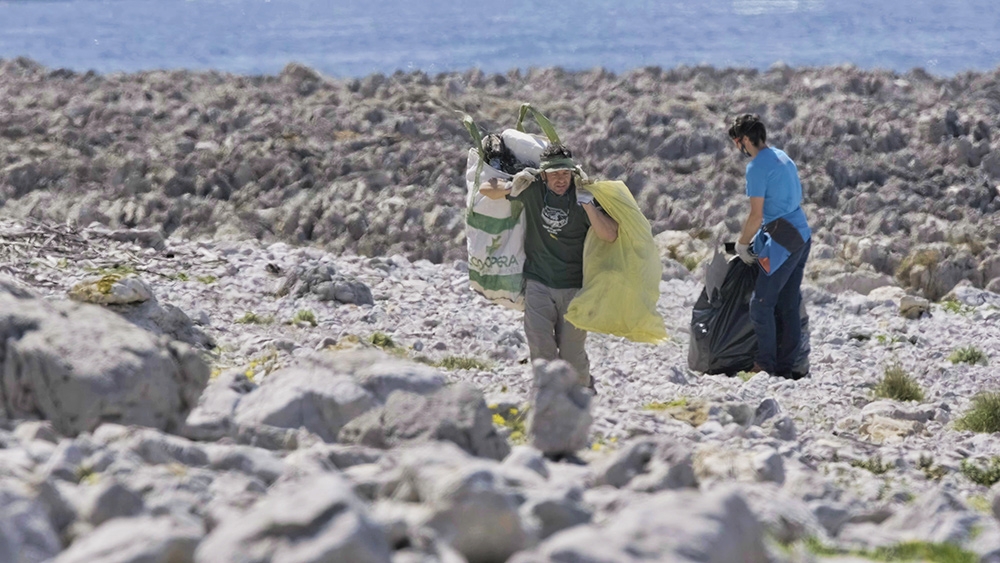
[508,179,592,289]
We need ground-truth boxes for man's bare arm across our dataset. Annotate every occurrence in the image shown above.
[584,203,618,242]
[739,196,765,245]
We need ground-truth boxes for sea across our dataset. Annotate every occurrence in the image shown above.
[0,0,998,78]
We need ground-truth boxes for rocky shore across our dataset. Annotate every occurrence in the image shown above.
[0,57,999,562]
[1,57,999,300]
[0,214,998,562]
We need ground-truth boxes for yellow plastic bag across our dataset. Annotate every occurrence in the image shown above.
[565,181,668,343]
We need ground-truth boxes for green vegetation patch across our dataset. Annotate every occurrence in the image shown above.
[873,363,924,402]
[235,311,274,325]
[851,456,893,475]
[954,392,1000,433]
[959,457,1000,487]
[804,537,977,563]
[643,397,688,411]
[291,309,318,327]
[436,356,491,371]
[948,346,988,366]
[491,405,528,444]
[370,331,396,349]
[918,455,947,480]
[941,300,973,315]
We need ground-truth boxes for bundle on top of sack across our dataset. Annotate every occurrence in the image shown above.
[462,104,667,344]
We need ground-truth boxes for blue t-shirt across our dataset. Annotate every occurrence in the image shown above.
[745,147,811,241]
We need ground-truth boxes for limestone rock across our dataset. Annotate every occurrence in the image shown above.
[233,366,376,443]
[526,360,592,456]
[52,515,202,563]
[68,273,152,305]
[0,278,209,436]
[0,481,62,563]
[594,436,696,492]
[195,473,391,563]
[899,295,931,319]
[339,382,510,460]
[509,487,768,563]
[858,415,925,444]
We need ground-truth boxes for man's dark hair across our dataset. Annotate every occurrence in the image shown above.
[539,143,573,160]
[728,114,767,146]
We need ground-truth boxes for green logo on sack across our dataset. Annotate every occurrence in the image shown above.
[487,235,503,255]
[470,255,520,271]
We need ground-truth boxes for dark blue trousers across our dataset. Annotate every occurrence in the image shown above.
[749,238,811,373]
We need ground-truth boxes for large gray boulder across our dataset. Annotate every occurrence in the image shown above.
[527,360,592,456]
[509,488,768,563]
[214,350,447,443]
[232,366,376,442]
[594,436,696,492]
[339,382,510,460]
[0,277,209,436]
[0,480,62,563]
[195,472,392,563]
[51,515,203,563]
[385,443,531,563]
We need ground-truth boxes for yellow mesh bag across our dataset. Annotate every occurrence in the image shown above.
[565,181,668,343]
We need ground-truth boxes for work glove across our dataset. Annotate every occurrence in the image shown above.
[573,165,590,186]
[510,168,539,197]
[735,242,756,265]
[576,189,595,206]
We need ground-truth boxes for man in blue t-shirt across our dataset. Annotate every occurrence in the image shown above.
[728,114,812,378]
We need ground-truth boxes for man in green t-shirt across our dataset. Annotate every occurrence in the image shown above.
[479,144,619,390]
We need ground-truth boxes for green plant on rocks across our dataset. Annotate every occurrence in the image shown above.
[954,392,1000,433]
[197,275,217,284]
[941,299,973,315]
[236,311,273,325]
[948,346,987,366]
[291,309,318,327]
[436,356,490,371]
[959,457,1000,487]
[873,363,924,402]
[643,397,688,411]
[803,537,977,562]
[851,456,892,475]
[369,332,396,349]
[918,455,947,480]
[490,405,528,444]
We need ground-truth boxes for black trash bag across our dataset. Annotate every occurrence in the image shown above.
[688,253,810,377]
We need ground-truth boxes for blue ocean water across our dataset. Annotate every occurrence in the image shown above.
[0,0,998,77]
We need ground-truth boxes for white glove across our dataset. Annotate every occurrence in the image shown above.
[735,242,756,265]
[510,168,539,196]
[573,166,590,186]
[576,189,595,206]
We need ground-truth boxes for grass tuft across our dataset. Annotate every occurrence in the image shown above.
[643,397,688,411]
[804,537,977,563]
[851,456,893,475]
[954,392,1000,433]
[873,363,924,402]
[948,346,988,366]
[959,457,1000,487]
[235,311,273,325]
[369,332,396,348]
[918,455,947,480]
[436,356,490,371]
[291,309,318,327]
